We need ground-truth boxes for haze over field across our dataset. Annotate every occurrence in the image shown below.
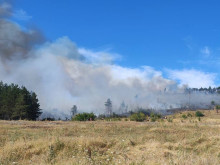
[0,1,219,116]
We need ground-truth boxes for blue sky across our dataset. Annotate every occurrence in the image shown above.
[13,0,220,87]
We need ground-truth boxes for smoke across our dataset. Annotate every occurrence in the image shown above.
[0,1,219,118]
[0,1,11,17]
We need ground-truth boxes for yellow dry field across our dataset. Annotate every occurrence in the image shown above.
[1,110,220,165]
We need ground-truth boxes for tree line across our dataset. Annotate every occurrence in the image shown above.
[0,82,41,120]
[187,86,220,94]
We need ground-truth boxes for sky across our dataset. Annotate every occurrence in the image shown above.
[11,0,220,87]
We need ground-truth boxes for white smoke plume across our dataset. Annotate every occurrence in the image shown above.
[0,1,219,118]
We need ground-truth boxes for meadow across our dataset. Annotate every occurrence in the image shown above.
[1,110,220,165]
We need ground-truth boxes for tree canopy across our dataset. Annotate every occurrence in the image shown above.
[0,82,41,120]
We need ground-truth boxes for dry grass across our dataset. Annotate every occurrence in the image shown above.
[1,110,220,165]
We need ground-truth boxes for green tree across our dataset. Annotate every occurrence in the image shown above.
[12,94,28,120]
[28,92,41,120]
[0,82,41,120]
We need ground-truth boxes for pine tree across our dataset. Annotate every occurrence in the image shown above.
[0,82,41,120]
[28,92,41,120]
[71,105,77,117]
[12,94,28,120]
[105,98,112,116]
[119,101,126,114]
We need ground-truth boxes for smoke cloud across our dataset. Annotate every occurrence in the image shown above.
[0,1,219,118]
[0,1,11,17]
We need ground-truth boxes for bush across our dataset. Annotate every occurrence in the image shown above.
[97,113,124,121]
[130,112,146,122]
[195,111,204,117]
[72,112,96,121]
[135,108,154,116]
[150,113,161,122]
[151,117,156,122]
[182,114,187,119]
[42,117,55,121]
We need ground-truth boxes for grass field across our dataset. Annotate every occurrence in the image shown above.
[1,110,220,165]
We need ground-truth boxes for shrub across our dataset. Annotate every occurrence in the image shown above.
[42,117,55,121]
[151,117,156,122]
[97,113,124,121]
[182,114,187,119]
[216,105,220,113]
[150,113,161,122]
[130,112,146,122]
[195,111,204,117]
[135,108,154,116]
[72,112,96,121]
